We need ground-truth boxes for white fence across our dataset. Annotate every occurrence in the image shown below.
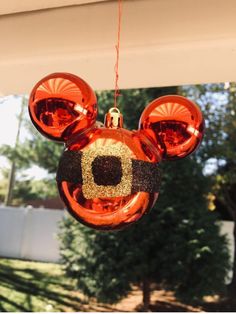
[0,206,64,262]
[0,206,234,264]
[220,220,234,262]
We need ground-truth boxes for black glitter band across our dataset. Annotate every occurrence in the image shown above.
[56,150,161,194]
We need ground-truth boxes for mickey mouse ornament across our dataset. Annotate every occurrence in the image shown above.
[29,72,204,230]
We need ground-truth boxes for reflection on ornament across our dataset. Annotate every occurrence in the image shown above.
[139,95,204,160]
[29,72,97,142]
[29,73,204,231]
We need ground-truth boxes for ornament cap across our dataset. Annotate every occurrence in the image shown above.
[104,107,123,128]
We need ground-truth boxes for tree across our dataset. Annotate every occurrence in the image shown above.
[182,83,236,298]
[0,96,62,205]
[58,87,230,310]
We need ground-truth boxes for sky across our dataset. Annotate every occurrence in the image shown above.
[0,95,48,180]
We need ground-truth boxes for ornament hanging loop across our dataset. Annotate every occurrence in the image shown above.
[114,0,122,108]
[105,107,123,128]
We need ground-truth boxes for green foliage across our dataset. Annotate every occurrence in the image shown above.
[182,83,236,217]
[158,159,230,301]
[22,119,64,173]
[11,178,58,205]
[0,135,63,175]
[59,87,230,304]
[59,219,132,303]
[0,106,63,203]
[182,83,236,295]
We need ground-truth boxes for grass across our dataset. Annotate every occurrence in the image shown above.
[0,257,201,312]
[1,258,235,312]
[0,258,84,312]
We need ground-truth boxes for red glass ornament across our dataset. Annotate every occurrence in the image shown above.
[29,72,97,142]
[139,95,204,160]
[29,73,204,231]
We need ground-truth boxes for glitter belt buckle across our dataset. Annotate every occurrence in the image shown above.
[81,144,133,199]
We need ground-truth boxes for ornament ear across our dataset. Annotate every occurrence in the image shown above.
[29,72,97,142]
[139,95,204,160]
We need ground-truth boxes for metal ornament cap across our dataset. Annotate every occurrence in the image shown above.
[105,107,123,128]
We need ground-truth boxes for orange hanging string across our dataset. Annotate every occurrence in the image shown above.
[114,0,122,108]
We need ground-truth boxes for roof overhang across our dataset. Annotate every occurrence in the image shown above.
[0,0,236,95]
[0,1,109,15]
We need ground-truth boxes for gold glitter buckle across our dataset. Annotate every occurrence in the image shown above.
[81,143,133,199]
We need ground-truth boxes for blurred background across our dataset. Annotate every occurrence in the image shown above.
[0,83,235,311]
